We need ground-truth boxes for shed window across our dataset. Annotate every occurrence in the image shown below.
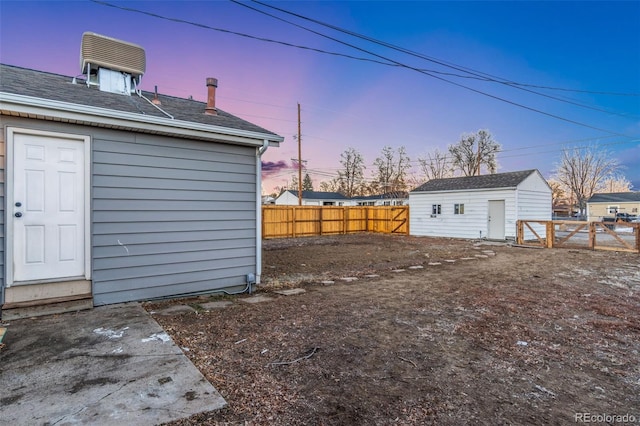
[633,208,638,213]
[454,203,465,215]
[432,204,441,215]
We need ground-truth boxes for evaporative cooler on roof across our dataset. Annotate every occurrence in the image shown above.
[80,32,146,95]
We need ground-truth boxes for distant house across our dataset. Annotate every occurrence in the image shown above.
[587,192,640,221]
[353,192,409,206]
[275,190,350,206]
[409,170,552,240]
[0,33,283,319]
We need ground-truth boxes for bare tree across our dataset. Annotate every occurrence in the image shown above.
[448,129,500,176]
[336,147,366,197]
[553,146,620,215]
[598,174,633,193]
[547,178,569,206]
[373,146,411,194]
[319,178,340,193]
[417,148,454,181]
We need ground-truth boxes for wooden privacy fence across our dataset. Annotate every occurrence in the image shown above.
[517,220,640,253]
[262,206,409,239]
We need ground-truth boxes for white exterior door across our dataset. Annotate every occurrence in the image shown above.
[488,200,505,240]
[12,132,86,283]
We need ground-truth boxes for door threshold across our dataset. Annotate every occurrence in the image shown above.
[10,276,87,286]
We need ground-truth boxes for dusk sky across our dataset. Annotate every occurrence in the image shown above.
[2,1,639,193]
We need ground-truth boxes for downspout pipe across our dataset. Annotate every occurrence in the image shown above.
[255,139,270,292]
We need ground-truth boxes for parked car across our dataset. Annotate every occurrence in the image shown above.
[615,213,637,222]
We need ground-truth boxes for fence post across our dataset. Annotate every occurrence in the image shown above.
[292,207,296,238]
[365,207,370,232]
[589,222,595,250]
[343,207,347,234]
[546,221,554,248]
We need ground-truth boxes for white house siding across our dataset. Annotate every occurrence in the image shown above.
[275,191,348,206]
[410,188,516,239]
[275,191,299,205]
[91,130,258,305]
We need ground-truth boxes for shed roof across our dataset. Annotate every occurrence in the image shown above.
[587,192,640,203]
[411,170,539,193]
[0,64,283,145]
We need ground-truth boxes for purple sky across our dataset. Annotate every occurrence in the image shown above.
[2,1,639,193]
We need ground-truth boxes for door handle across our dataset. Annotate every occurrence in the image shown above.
[15,212,22,218]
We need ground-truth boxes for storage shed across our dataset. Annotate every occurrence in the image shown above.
[409,169,551,240]
[0,33,283,318]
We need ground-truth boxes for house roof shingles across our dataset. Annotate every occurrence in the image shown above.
[284,190,349,200]
[0,64,280,137]
[411,170,539,193]
[588,192,640,203]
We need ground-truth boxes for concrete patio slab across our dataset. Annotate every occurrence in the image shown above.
[238,295,274,304]
[200,300,234,310]
[0,303,226,425]
[274,288,306,296]
[154,304,197,315]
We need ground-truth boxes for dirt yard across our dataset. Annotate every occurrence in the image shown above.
[145,233,640,425]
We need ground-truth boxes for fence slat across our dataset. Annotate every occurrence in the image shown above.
[262,206,409,239]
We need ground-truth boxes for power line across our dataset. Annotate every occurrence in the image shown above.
[90,0,639,123]
[244,0,640,98]
[89,0,639,168]
[268,136,639,185]
[228,0,637,137]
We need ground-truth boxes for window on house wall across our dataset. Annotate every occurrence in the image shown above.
[432,204,441,215]
[607,205,619,214]
[454,203,465,214]
[633,207,638,213]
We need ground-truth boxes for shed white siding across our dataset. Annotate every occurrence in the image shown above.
[409,188,516,239]
[410,171,551,240]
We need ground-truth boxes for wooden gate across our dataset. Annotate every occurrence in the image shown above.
[517,220,640,253]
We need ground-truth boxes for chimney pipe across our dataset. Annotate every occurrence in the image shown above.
[152,85,161,105]
[205,77,218,115]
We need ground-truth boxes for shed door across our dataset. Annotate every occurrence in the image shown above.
[12,133,86,282]
[488,200,505,240]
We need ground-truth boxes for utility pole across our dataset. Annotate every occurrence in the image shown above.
[297,102,302,206]
[476,139,482,176]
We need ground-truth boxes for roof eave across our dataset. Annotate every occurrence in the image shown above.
[0,92,284,147]
[410,186,519,194]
